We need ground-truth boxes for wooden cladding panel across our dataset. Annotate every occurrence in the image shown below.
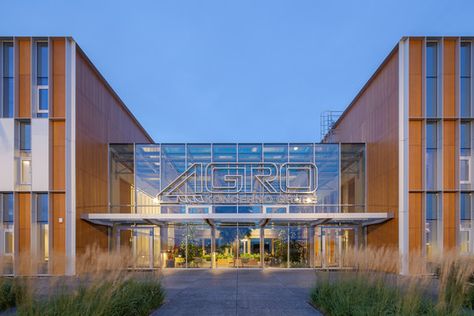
[409,39,423,118]
[75,50,152,254]
[51,193,66,275]
[51,38,66,118]
[408,192,423,255]
[409,120,424,190]
[324,48,399,248]
[16,192,31,274]
[50,120,66,190]
[443,192,457,250]
[16,38,31,118]
[443,121,458,190]
[443,39,457,118]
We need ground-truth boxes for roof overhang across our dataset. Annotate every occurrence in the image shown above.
[81,212,394,227]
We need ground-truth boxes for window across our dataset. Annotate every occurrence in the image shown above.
[461,122,472,186]
[460,193,472,254]
[2,42,14,118]
[20,159,31,185]
[35,193,49,274]
[19,121,32,185]
[426,122,438,190]
[19,121,31,151]
[461,42,472,117]
[1,193,14,274]
[36,42,48,118]
[426,42,438,118]
[425,193,440,257]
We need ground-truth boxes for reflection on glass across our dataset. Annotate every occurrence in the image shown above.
[426,122,438,190]
[109,144,134,213]
[1,193,14,274]
[2,42,13,118]
[187,224,212,268]
[289,224,309,268]
[215,225,237,268]
[36,193,49,274]
[264,224,288,268]
[341,144,365,213]
[164,224,187,268]
[425,193,440,258]
[460,193,472,254]
[461,42,471,117]
[426,42,438,117]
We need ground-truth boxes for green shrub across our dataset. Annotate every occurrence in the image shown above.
[310,277,437,316]
[18,278,165,316]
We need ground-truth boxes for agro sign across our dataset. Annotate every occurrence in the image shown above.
[157,162,318,205]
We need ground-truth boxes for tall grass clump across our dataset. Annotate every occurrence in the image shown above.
[310,276,435,315]
[0,246,165,315]
[18,277,165,316]
[310,247,474,316]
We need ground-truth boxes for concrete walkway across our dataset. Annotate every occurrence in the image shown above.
[153,269,322,316]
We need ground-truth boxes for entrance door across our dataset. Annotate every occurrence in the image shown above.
[321,227,356,269]
[116,226,155,269]
[215,224,261,268]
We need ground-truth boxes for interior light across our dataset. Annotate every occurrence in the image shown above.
[293,146,299,151]
[152,197,160,204]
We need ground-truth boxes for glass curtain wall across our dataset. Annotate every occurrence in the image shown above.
[341,144,365,213]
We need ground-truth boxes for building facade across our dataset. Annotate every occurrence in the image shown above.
[0,37,152,275]
[324,37,474,274]
[0,36,472,275]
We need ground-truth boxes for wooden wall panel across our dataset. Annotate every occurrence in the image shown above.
[409,39,423,118]
[324,47,399,248]
[75,49,152,255]
[443,121,457,190]
[442,38,457,118]
[408,192,423,255]
[409,121,423,190]
[51,193,66,274]
[16,38,31,118]
[443,192,457,250]
[16,192,31,274]
[51,38,66,118]
[50,120,65,190]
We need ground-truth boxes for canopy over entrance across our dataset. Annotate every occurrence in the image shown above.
[81,211,393,227]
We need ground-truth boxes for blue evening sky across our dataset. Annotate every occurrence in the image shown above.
[1,0,473,142]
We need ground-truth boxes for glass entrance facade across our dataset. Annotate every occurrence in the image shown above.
[106,143,368,269]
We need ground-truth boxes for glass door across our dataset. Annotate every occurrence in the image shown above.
[321,227,357,269]
[322,228,340,268]
[215,223,261,268]
[116,226,155,269]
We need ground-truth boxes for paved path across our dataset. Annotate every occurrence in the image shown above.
[153,269,322,316]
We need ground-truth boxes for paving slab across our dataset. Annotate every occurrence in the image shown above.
[153,269,322,316]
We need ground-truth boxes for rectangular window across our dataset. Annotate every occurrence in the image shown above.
[460,193,472,254]
[19,121,31,151]
[426,42,438,118]
[35,193,49,274]
[20,159,32,185]
[36,42,48,118]
[461,42,472,117]
[461,122,472,186]
[1,193,14,274]
[426,122,438,190]
[425,193,440,257]
[2,42,14,118]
